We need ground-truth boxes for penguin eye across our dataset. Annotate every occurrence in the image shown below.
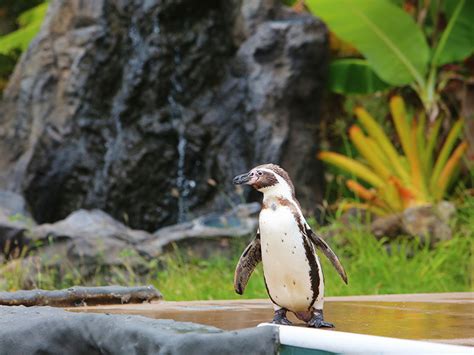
[257,171,263,176]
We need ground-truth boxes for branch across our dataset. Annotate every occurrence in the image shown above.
[0,285,163,307]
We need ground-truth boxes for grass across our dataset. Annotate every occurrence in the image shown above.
[153,195,473,300]
[154,226,472,301]
[1,197,473,299]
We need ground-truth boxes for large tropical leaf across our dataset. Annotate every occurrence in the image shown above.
[432,0,474,66]
[307,0,430,86]
[329,59,391,94]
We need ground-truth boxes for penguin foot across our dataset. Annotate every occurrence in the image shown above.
[272,308,292,325]
[307,309,334,328]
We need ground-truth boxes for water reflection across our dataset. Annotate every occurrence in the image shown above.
[69,298,474,344]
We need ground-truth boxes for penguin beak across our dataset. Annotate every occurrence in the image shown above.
[233,173,251,185]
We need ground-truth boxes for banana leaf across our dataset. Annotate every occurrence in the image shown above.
[307,0,429,86]
[329,59,391,94]
[432,0,474,66]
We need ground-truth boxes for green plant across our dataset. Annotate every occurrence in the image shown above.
[0,2,48,94]
[0,2,48,56]
[318,95,467,214]
[1,200,472,297]
[155,198,473,300]
[307,0,474,117]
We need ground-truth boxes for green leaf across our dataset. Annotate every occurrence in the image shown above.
[329,59,391,94]
[430,119,464,191]
[0,3,48,56]
[18,3,49,29]
[307,0,430,86]
[0,23,42,55]
[432,0,474,66]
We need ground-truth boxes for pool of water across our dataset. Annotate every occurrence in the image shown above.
[68,293,474,346]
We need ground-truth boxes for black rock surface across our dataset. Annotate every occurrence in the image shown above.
[0,0,328,231]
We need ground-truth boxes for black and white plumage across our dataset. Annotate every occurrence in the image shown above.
[233,164,347,327]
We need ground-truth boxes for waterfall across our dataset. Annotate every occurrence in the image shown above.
[92,14,196,223]
[92,19,150,202]
[168,52,195,223]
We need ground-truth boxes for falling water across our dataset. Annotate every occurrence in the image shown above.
[93,14,195,221]
[168,52,195,223]
[93,19,150,201]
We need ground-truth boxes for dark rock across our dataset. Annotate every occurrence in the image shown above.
[0,0,328,231]
[25,209,154,273]
[371,214,402,238]
[1,204,260,288]
[0,190,35,259]
[0,190,31,217]
[368,202,455,243]
[144,202,259,257]
[0,306,279,355]
[1,209,155,288]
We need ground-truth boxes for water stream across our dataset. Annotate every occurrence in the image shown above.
[93,19,149,202]
[167,52,195,223]
[94,15,194,222]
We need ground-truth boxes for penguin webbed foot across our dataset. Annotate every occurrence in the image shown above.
[307,309,334,328]
[272,308,292,325]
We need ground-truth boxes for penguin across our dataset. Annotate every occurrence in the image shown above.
[233,163,348,327]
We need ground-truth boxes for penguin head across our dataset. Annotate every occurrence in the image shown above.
[233,163,295,198]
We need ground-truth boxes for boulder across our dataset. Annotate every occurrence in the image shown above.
[0,0,328,231]
[369,202,456,243]
[0,306,279,355]
[401,203,454,244]
[0,209,155,288]
[145,202,260,257]
[371,214,402,239]
[0,190,35,259]
[24,209,154,275]
[0,204,259,288]
[0,190,31,217]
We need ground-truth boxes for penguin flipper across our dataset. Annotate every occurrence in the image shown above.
[234,231,262,295]
[306,228,348,284]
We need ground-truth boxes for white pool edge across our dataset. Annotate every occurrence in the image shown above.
[259,323,473,354]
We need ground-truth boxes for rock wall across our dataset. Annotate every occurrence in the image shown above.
[0,0,328,231]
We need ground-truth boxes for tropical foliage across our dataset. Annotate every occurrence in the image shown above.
[3,196,473,296]
[0,1,47,92]
[307,0,474,117]
[318,96,467,214]
[0,2,48,55]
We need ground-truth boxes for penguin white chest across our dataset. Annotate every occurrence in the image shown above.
[259,203,318,312]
